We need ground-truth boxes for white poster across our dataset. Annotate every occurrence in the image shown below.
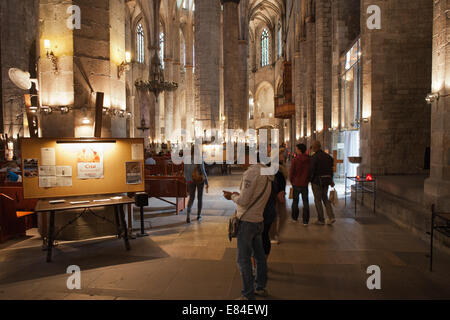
[55,176,73,187]
[132,144,144,161]
[39,176,56,188]
[77,147,104,179]
[41,148,56,166]
[56,166,73,177]
[39,166,56,177]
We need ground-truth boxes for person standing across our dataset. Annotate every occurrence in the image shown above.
[310,141,336,225]
[289,144,311,226]
[270,150,288,244]
[184,146,209,223]
[224,161,273,300]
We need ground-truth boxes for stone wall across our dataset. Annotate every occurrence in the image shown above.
[0,0,39,137]
[360,0,433,176]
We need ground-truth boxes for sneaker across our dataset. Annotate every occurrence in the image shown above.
[290,219,299,224]
[314,220,325,225]
[303,223,309,227]
[197,215,202,221]
[235,296,249,300]
[270,239,279,245]
[326,218,336,225]
[186,217,191,224]
[255,289,268,297]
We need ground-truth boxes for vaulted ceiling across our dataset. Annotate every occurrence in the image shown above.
[249,0,284,31]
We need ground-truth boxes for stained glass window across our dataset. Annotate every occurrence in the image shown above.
[261,29,270,67]
[160,32,165,69]
[136,23,145,64]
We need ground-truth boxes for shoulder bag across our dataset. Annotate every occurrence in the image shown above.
[228,177,270,242]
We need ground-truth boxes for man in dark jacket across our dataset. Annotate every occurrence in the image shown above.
[289,144,311,225]
[263,167,286,256]
[310,141,336,225]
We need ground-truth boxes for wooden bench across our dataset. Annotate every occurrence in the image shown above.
[0,185,38,231]
[0,193,26,243]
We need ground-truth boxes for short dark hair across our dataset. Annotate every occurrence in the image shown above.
[296,144,307,154]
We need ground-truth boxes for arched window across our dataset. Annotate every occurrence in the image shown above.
[159,32,165,69]
[261,29,270,67]
[180,30,186,69]
[136,23,145,64]
[278,23,282,58]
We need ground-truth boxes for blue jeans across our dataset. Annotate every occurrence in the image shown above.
[237,221,267,299]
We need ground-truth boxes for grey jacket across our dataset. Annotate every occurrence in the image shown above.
[232,164,274,223]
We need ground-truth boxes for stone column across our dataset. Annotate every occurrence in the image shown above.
[294,51,302,144]
[222,0,240,130]
[164,59,173,141]
[194,0,221,134]
[38,0,127,138]
[238,39,249,131]
[171,24,181,136]
[425,0,450,210]
[315,0,332,151]
[184,23,195,139]
[305,18,316,145]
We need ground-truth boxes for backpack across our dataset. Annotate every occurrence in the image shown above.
[192,164,205,183]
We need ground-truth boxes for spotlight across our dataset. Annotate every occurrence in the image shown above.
[60,106,69,114]
[41,106,52,115]
[425,92,439,104]
[119,110,125,118]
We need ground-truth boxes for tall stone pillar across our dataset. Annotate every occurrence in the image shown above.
[238,39,249,131]
[294,51,302,144]
[315,0,332,151]
[184,24,195,139]
[164,59,173,141]
[172,27,181,136]
[305,18,316,145]
[194,0,221,134]
[38,0,127,138]
[425,0,450,210]
[222,0,240,130]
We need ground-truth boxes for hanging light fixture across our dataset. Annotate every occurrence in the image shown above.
[135,53,178,102]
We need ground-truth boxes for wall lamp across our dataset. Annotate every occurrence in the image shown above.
[44,40,58,74]
[118,52,131,79]
[425,92,440,104]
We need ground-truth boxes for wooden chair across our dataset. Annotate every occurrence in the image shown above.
[0,193,26,243]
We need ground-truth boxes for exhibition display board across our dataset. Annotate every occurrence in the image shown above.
[21,138,145,199]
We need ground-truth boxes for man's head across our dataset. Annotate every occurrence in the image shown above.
[312,141,322,153]
[296,143,307,155]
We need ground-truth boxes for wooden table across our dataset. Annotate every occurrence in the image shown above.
[35,195,134,262]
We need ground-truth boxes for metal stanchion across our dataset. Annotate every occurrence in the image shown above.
[134,192,150,237]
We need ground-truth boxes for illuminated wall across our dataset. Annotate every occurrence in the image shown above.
[38,0,127,138]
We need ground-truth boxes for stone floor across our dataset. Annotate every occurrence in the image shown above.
[0,172,449,300]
